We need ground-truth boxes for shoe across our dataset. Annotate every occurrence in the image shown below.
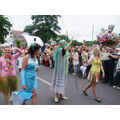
[54,97,59,103]
[9,98,13,105]
[94,98,101,103]
[60,96,68,100]
[102,81,108,83]
[72,73,77,76]
[113,86,117,89]
[82,90,88,96]
[116,87,120,90]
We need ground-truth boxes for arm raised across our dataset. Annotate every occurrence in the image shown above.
[64,37,73,50]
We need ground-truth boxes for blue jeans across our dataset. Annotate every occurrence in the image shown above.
[73,65,78,74]
[114,72,120,87]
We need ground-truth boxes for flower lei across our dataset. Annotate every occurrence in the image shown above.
[96,57,102,65]
[4,55,13,72]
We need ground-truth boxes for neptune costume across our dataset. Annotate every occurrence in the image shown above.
[11,55,38,105]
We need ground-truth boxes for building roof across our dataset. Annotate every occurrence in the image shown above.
[12,30,23,37]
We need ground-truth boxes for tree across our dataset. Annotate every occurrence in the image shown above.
[0,15,12,43]
[71,40,82,47]
[24,15,61,43]
[57,34,70,43]
[15,40,21,48]
[85,40,97,46]
[57,34,83,47]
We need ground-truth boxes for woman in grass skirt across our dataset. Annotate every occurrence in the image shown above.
[0,46,22,105]
[82,47,105,103]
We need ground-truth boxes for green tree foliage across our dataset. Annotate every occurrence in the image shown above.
[57,34,70,43]
[15,40,21,48]
[24,15,61,43]
[85,40,97,46]
[0,15,12,43]
[71,40,82,47]
[57,34,83,47]
[23,25,35,35]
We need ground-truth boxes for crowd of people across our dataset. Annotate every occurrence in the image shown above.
[38,43,120,88]
[0,40,120,105]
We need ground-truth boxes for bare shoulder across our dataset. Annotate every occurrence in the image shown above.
[23,54,29,61]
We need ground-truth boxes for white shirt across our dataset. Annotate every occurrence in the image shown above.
[73,52,79,65]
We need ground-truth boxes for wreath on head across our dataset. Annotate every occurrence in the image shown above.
[30,43,35,50]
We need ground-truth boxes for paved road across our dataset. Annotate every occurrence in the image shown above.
[0,65,120,105]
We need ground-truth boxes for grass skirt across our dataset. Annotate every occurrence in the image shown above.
[0,76,17,94]
[87,70,100,84]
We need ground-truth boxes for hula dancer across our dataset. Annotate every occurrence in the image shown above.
[0,46,22,105]
[51,38,73,103]
[82,47,105,103]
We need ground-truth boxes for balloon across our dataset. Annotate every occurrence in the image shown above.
[97,24,119,46]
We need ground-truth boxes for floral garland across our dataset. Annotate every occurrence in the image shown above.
[96,57,102,65]
[4,56,13,72]
[57,40,67,48]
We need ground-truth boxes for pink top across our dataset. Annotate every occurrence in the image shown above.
[0,47,22,76]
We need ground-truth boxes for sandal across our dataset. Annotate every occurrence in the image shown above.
[94,98,101,103]
[60,96,68,100]
[54,97,59,103]
[82,90,88,96]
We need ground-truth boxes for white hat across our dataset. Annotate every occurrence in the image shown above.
[116,48,120,50]
[4,43,10,47]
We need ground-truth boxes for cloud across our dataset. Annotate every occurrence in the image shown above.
[7,15,120,42]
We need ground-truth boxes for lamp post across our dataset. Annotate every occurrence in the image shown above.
[92,25,94,41]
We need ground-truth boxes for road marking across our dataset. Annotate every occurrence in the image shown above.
[37,76,51,86]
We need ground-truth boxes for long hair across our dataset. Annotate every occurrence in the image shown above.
[93,47,100,57]
[28,43,41,58]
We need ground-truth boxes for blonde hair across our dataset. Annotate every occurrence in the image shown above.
[93,47,100,57]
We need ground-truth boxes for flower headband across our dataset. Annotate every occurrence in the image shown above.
[30,43,35,47]
[30,43,35,50]
[57,40,68,48]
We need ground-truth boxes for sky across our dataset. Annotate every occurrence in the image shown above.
[7,15,120,42]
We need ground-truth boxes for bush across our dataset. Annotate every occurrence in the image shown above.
[15,40,21,48]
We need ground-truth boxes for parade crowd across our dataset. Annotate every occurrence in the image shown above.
[0,40,120,105]
[39,43,120,88]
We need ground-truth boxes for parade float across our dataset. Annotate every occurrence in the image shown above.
[13,33,43,48]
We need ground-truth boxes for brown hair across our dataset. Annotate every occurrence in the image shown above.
[28,43,41,58]
[75,48,78,52]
